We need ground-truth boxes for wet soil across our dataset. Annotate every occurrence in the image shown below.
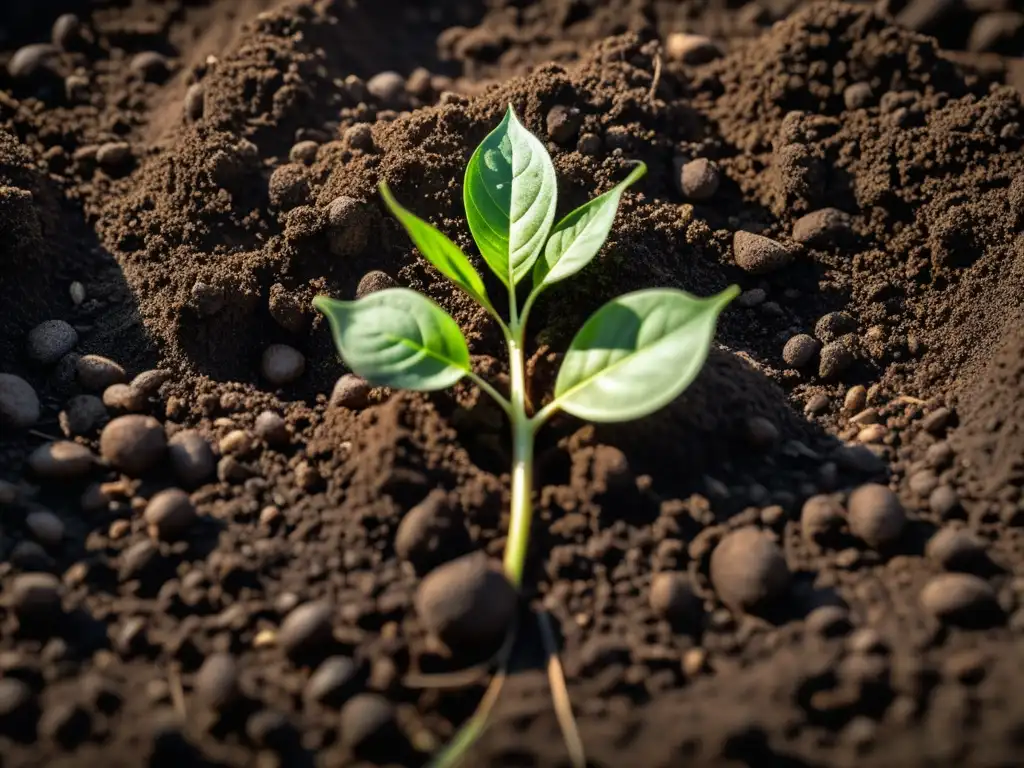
[1,1,1023,766]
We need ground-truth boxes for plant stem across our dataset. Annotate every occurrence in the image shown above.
[503,334,534,588]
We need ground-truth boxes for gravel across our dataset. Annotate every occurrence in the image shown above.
[194,653,240,710]
[279,601,334,659]
[254,411,290,447]
[792,208,852,246]
[782,334,820,368]
[261,344,305,385]
[676,157,721,200]
[0,373,40,428]
[26,320,78,364]
[9,572,64,627]
[330,373,371,409]
[167,430,216,487]
[76,355,126,391]
[304,656,359,706]
[25,508,65,547]
[144,489,198,541]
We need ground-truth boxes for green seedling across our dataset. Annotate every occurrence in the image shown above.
[314,105,738,767]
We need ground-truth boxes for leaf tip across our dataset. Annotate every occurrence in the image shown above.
[311,295,331,314]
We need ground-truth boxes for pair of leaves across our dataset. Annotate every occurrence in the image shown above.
[379,106,647,313]
[313,284,738,423]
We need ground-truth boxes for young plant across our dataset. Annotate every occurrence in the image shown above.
[313,105,738,767]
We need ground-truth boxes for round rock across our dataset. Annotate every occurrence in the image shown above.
[194,653,240,710]
[60,394,108,436]
[279,601,334,658]
[677,157,721,200]
[96,142,132,171]
[100,415,167,476]
[0,678,36,733]
[7,43,59,80]
[792,208,852,246]
[801,494,846,548]
[710,527,790,613]
[168,430,215,487]
[254,411,290,447]
[339,693,397,756]
[0,373,40,428]
[261,344,305,386]
[782,334,820,368]
[26,320,78,365]
[144,489,198,541]
[733,231,793,274]
[268,165,310,212]
[130,51,171,82]
[818,339,855,379]
[355,270,396,298]
[52,14,83,50]
[304,656,359,706]
[9,573,63,626]
[920,574,1001,627]
[929,484,961,519]
[366,71,406,106]
[26,508,65,547]
[926,527,987,572]
[847,483,905,549]
[815,311,857,343]
[76,355,126,391]
[330,374,371,409]
[546,105,582,144]
[649,572,700,622]
[103,383,146,412]
[414,552,518,650]
[28,441,95,480]
[395,489,469,574]
[326,196,371,257]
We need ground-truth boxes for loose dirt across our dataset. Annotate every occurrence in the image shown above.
[1,1,1023,766]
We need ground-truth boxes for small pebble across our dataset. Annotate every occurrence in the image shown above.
[145,489,198,541]
[818,339,855,379]
[191,282,224,316]
[677,158,721,200]
[815,311,857,343]
[649,572,700,622]
[744,416,779,451]
[130,51,171,82]
[261,344,305,385]
[920,573,1001,627]
[100,415,166,476]
[925,441,954,469]
[395,489,469,574]
[850,408,879,425]
[801,494,845,548]
[326,196,371,257]
[28,441,95,480]
[102,383,146,412]
[76,355,126,391]
[847,483,905,549]
[666,32,722,64]
[268,165,309,211]
[834,443,886,474]
[843,82,873,110]
[546,105,582,144]
[926,527,988,572]
[25,508,65,547]
[9,573,63,626]
[577,133,601,154]
[184,83,204,121]
[366,71,406,105]
[219,429,254,456]
[279,601,334,658]
[52,14,82,50]
[921,407,953,435]
[344,123,374,151]
[857,424,886,444]
[733,231,793,274]
[0,479,17,505]
[7,43,59,79]
[908,470,939,497]
[792,208,851,246]
[782,334,820,368]
[130,369,172,397]
[844,386,867,413]
[737,288,766,307]
[340,694,397,757]
[414,552,518,650]
[165,430,214,488]
[96,142,132,172]
[929,485,961,519]
[709,527,790,614]
[26,320,78,365]
[355,270,396,298]
[289,140,319,165]
[0,373,41,428]
[245,709,292,750]
[304,656,359,706]
[254,411,290,447]
[0,678,35,733]
[39,701,91,748]
[194,653,240,710]
[330,374,371,409]
[805,393,830,415]
[805,605,852,637]
[268,283,307,332]
[69,281,86,305]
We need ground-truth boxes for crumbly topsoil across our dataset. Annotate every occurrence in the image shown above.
[1,1,1023,767]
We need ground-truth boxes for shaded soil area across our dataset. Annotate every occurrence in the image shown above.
[1,1,1023,767]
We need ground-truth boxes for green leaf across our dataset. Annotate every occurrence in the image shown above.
[379,183,492,310]
[552,286,739,423]
[464,105,557,287]
[313,288,470,391]
[533,162,646,291]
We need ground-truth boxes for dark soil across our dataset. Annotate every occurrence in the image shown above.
[2,1,1023,766]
